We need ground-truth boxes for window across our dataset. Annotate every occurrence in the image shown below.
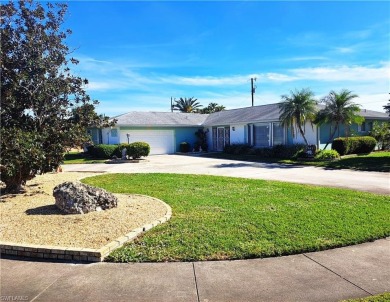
[359,122,373,132]
[253,123,270,147]
[110,129,118,137]
[272,123,284,145]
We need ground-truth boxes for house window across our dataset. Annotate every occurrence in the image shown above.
[359,122,373,132]
[111,129,118,137]
[272,123,284,145]
[253,123,270,147]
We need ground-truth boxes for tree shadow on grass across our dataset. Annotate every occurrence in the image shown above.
[25,205,66,216]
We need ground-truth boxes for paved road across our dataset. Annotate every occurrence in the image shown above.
[1,238,389,302]
[63,154,390,194]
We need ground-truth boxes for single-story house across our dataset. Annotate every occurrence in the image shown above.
[88,103,389,154]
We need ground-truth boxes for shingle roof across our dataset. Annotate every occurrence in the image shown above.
[111,104,388,127]
[358,109,388,119]
[112,111,208,127]
[203,103,282,126]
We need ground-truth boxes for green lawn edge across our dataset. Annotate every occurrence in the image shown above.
[82,173,390,263]
[200,151,390,172]
[340,292,390,302]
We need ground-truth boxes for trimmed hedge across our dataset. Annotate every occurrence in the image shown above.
[224,144,305,159]
[332,136,377,155]
[128,142,150,159]
[87,144,118,159]
[87,142,151,159]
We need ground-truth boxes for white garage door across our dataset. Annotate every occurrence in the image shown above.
[120,130,175,155]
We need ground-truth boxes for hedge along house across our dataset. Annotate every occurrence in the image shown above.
[90,103,388,154]
[90,112,208,155]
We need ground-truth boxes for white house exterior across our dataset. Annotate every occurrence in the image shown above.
[89,103,388,154]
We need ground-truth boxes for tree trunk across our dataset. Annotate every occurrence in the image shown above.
[4,181,25,194]
[297,124,309,145]
[323,123,339,150]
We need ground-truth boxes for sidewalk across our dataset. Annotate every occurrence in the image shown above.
[1,238,389,302]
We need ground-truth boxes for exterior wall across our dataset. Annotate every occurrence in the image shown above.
[174,127,203,152]
[102,127,120,145]
[229,124,246,144]
[291,122,317,146]
[205,127,213,151]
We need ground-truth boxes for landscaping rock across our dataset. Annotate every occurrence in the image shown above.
[53,181,118,214]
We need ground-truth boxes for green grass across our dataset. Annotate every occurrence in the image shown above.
[325,152,390,172]
[63,152,107,164]
[82,173,390,263]
[202,151,390,172]
[341,292,390,302]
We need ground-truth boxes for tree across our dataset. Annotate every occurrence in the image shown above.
[278,88,318,145]
[0,0,102,193]
[384,94,390,117]
[370,121,390,151]
[197,102,225,114]
[315,89,364,150]
[172,97,202,113]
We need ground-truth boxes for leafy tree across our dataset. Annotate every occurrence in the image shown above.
[71,103,116,129]
[0,0,104,193]
[278,88,318,145]
[314,89,364,150]
[172,97,202,113]
[197,102,225,114]
[370,121,390,150]
[384,95,390,117]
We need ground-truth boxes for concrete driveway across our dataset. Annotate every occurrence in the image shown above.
[63,154,390,194]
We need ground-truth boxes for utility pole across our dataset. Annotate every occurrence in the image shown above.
[251,78,256,107]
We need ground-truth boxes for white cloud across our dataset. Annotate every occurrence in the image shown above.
[290,63,389,82]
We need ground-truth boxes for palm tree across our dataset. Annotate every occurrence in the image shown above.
[172,97,202,113]
[278,88,318,145]
[197,102,226,114]
[315,89,364,150]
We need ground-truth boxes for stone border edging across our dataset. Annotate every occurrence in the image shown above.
[0,194,172,262]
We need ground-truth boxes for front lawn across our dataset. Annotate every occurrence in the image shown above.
[202,151,390,172]
[82,173,390,262]
[63,151,107,164]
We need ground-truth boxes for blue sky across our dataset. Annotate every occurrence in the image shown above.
[64,1,390,116]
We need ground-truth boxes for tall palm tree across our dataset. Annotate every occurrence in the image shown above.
[278,88,318,145]
[315,89,364,150]
[172,97,202,113]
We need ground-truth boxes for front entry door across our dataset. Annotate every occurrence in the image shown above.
[217,127,225,151]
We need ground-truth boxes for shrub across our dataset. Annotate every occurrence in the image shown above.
[332,136,377,155]
[180,142,190,153]
[272,144,305,159]
[88,144,117,159]
[114,143,131,158]
[224,144,252,155]
[315,150,340,160]
[128,142,150,159]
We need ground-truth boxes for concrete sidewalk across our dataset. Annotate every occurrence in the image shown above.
[63,154,390,195]
[1,238,389,302]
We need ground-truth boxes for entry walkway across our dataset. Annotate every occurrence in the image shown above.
[1,238,389,301]
[63,154,390,194]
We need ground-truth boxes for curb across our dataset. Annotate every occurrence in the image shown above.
[0,195,172,262]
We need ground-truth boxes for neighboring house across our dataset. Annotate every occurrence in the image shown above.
[89,103,388,154]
